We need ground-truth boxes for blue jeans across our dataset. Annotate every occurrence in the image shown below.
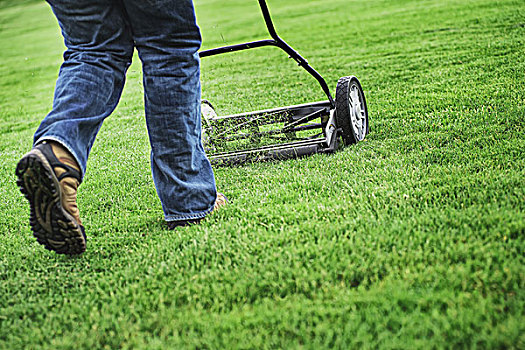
[35,0,217,222]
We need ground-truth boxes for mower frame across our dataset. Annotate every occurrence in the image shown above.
[199,0,366,165]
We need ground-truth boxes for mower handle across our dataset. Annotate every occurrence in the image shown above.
[199,0,336,107]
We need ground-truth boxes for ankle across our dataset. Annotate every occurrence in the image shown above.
[46,141,81,172]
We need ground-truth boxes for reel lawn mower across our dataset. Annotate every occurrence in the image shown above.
[199,0,369,165]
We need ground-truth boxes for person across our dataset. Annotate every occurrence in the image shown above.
[15,0,226,255]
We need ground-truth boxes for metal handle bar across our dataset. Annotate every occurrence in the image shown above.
[199,0,335,107]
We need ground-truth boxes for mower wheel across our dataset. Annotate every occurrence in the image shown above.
[335,76,369,145]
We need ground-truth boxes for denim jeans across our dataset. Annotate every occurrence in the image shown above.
[35,0,217,222]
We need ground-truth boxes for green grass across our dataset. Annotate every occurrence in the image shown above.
[1,0,524,348]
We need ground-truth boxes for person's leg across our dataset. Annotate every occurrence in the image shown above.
[16,0,134,254]
[35,0,134,176]
[121,0,218,223]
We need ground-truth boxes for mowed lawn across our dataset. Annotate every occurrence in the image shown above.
[0,0,524,348]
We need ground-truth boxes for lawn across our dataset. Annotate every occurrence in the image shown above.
[0,0,524,348]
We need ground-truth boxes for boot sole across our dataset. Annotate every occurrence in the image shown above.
[16,149,86,255]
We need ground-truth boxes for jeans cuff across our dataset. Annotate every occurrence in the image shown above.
[164,205,214,223]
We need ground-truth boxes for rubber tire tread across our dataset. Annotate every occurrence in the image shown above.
[335,76,368,146]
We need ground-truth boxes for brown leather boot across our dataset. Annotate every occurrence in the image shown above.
[16,141,86,255]
[213,192,228,211]
[166,192,228,229]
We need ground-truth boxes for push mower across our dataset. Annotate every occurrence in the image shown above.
[199,0,369,165]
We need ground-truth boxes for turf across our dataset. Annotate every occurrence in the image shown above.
[1,0,524,348]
